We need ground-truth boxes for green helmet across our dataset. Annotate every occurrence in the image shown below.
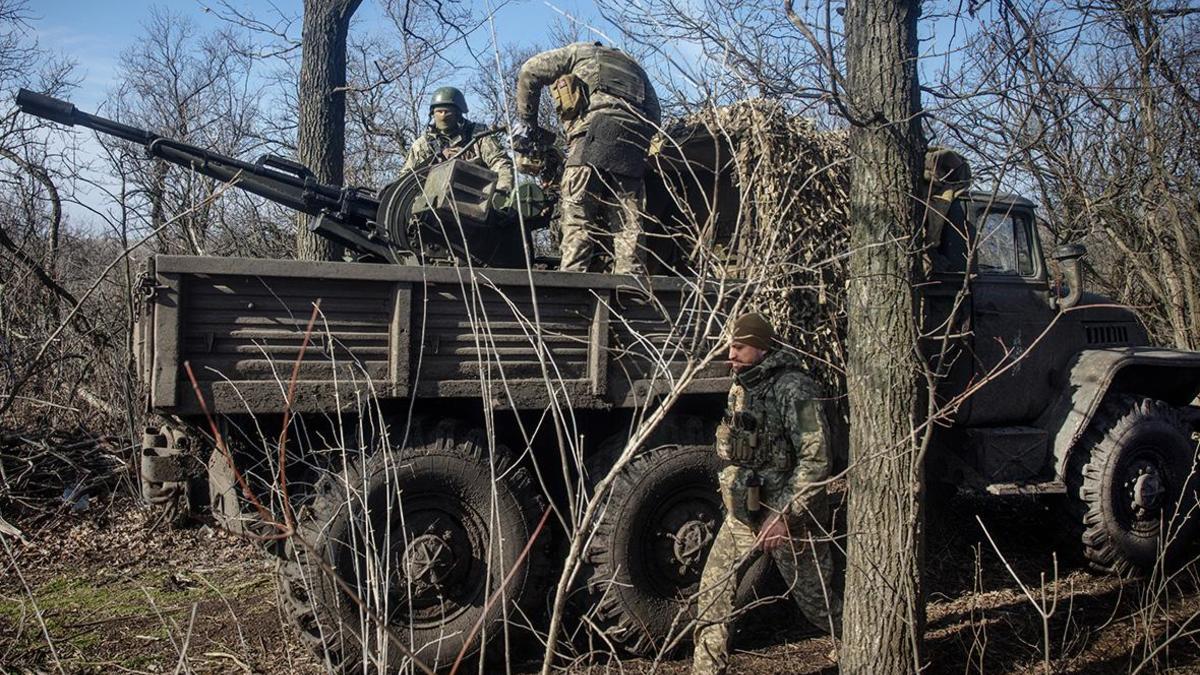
[429,86,468,115]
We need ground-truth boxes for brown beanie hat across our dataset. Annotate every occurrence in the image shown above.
[731,312,776,351]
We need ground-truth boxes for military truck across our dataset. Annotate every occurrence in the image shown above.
[17,90,1200,670]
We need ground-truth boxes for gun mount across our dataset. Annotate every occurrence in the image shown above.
[15,89,549,267]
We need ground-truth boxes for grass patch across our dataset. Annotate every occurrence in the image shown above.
[0,565,271,664]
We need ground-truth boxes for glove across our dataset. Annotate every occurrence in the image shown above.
[511,121,553,154]
[755,514,791,552]
[515,152,545,176]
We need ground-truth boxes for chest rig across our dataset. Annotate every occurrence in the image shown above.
[433,123,480,162]
[715,365,799,519]
[716,386,759,466]
[716,382,790,472]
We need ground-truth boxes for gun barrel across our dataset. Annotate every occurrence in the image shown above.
[14,88,397,263]
[16,88,156,145]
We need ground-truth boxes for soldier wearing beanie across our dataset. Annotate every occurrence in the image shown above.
[691,312,842,674]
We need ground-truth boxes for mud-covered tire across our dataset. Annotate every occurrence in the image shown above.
[1065,395,1199,575]
[578,416,768,657]
[277,419,550,672]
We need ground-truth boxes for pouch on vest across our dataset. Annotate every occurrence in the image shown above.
[551,74,587,122]
[715,420,734,462]
[717,410,761,467]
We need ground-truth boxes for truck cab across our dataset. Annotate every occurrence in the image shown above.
[924,191,1200,575]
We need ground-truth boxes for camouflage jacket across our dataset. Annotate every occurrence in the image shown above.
[716,349,831,525]
[401,121,514,192]
[515,42,661,141]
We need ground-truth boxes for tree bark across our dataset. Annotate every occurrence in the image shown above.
[840,0,927,671]
[294,0,361,260]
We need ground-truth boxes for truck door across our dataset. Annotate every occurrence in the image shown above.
[966,201,1058,425]
[921,197,975,423]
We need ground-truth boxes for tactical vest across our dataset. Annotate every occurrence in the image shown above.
[715,384,793,474]
[565,51,653,177]
[589,48,647,106]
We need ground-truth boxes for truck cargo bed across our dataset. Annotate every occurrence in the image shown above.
[136,255,731,416]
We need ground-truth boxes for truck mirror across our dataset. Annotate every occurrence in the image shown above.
[1052,243,1086,261]
[1052,242,1086,309]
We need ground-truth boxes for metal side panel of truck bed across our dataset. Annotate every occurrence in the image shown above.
[135,255,732,416]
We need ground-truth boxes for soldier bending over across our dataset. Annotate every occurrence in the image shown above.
[691,313,843,675]
[513,42,660,274]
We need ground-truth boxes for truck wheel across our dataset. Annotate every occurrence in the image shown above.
[1066,395,1199,574]
[579,417,769,656]
[278,419,550,672]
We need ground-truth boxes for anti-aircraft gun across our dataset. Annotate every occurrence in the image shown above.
[15,88,553,267]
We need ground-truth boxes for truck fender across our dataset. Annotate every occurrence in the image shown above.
[1039,347,1200,478]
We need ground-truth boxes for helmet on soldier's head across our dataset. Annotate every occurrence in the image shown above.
[429,86,468,115]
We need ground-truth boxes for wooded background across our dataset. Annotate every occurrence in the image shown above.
[1,0,1197,671]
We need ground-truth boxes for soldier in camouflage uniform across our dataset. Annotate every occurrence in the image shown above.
[513,42,661,274]
[402,86,513,197]
[691,313,842,675]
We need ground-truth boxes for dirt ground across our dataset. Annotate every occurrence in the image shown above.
[1,494,1197,674]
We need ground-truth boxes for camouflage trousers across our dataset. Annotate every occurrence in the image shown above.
[558,164,646,274]
[691,516,842,675]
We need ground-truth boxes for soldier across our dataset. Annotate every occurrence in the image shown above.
[402,86,514,198]
[513,42,661,274]
[691,312,842,675]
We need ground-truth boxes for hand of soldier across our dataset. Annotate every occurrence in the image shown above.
[511,122,552,154]
[755,514,791,553]
[514,151,544,176]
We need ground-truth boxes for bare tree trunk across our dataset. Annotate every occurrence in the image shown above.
[294,0,361,261]
[841,0,927,671]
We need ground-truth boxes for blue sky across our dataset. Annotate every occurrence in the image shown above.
[32,0,610,112]
[29,0,987,125]
[23,1,994,227]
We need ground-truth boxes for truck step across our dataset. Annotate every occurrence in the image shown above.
[984,480,1066,496]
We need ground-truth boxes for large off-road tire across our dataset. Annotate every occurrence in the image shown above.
[277,419,550,672]
[1065,395,1199,575]
[578,416,771,657]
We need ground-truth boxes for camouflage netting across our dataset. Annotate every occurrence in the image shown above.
[663,100,850,414]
